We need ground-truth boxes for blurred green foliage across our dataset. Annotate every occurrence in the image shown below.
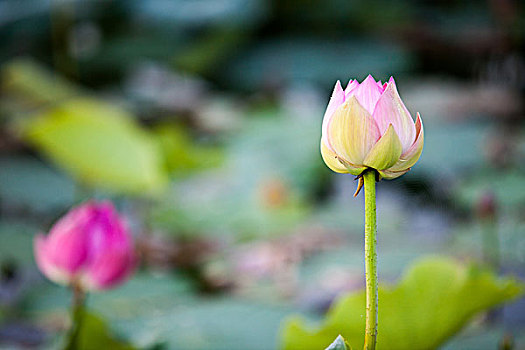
[22,98,168,195]
[148,111,324,239]
[74,311,135,350]
[1,59,80,107]
[281,257,524,350]
[0,222,39,266]
[0,157,75,214]
[23,273,291,350]
[153,124,224,177]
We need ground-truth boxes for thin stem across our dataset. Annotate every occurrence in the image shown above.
[63,283,85,350]
[481,218,500,271]
[481,217,501,323]
[363,170,378,350]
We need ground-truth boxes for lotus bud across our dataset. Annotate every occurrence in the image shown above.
[321,75,424,183]
[34,201,135,291]
[476,191,497,221]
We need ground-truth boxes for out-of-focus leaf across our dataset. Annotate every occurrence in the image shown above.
[153,124,223,176]
[229,113,324,199]
[149,110,321,239]
[411,122,487,178]
[0,156,75,214]
[149,184,309,239]
[281,256,524,350]
[325,335,351,350]
[0,222,39,265]
[24,276,292,350]
[108,298,293,350]
[1,59,80,107]
[22,98,167,194]
[75,311,135,350]
[23,272,194,316]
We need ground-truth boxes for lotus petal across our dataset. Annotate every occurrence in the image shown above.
[363,125,402,171]
[328,96,381,165]
[372,77,416,153]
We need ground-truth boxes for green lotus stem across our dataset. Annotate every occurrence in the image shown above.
[363,170,378,350]
[63,284,85,350]
[481,218,500,271]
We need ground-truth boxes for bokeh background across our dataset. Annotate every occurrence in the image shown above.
[0,0,524,349]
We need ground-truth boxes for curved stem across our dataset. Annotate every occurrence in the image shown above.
[63,283,85,350]
[363,171,378,350]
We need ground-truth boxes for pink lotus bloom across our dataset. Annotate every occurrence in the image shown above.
[321,75,424,179]
[34,201,135,291]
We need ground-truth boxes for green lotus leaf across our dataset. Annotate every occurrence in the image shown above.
[281,256,524,350]
[23,98,167,194]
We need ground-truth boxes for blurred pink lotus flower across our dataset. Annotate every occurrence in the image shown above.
[34,201,135,291]
[321,75,424,180]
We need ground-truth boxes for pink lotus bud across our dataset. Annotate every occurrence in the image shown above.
[321,75,424,179]
[34,201,135,291]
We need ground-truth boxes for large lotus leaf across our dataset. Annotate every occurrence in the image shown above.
[281,256,524,350]
[0,156,75,214]
[23,98,167,194]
